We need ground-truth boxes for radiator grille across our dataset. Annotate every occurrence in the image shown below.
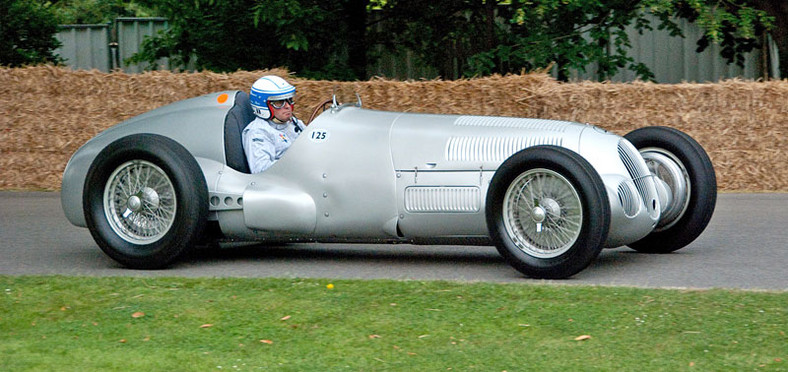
[618,139,659,218]
[404,187,481,213]
[617,182,640,217]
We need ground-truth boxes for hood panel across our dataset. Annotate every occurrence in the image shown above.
[390,114,588,171]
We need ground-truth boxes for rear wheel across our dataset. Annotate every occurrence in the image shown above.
[486,146,610,279]
[83,134,208,269]
[624,126,716,253]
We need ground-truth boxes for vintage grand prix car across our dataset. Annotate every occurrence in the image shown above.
[61,90,717,279]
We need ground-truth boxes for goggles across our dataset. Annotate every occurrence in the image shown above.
[269,98,294,109]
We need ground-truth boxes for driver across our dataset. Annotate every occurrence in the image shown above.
[243,75,306,173]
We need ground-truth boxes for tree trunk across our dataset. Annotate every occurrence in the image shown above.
[749,0,788,78]
[343,0,369,80]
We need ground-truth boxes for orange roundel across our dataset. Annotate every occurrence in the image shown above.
[217,93,229,104]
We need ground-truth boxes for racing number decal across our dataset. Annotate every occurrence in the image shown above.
[309,130,330,143]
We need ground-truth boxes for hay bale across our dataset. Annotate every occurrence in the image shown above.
[0,66,785,191]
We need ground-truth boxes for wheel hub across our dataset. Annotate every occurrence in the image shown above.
[127,195,142,212]
[531,206,546,223]
[126,187,160,212]
[540,198,561,218]
[531,198,561,232]
[641,149,690,231]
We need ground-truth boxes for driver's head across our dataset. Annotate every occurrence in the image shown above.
[250,75,296,121]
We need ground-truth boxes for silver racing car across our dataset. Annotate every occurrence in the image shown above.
[61,91,717,278]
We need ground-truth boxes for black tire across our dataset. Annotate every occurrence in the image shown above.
[624,126,716,253]
[83,134,208,269]
[486,146,610,279]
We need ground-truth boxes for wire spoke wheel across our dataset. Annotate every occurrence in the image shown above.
[103,160,177,244]
[503,169,583,258]
[487,146,609,279]
[84,134,208,269]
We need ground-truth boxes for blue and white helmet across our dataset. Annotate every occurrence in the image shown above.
[250,75,296,120]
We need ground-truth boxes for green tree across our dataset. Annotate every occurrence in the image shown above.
[649,0,776,73]
[370,0,513,79]
[50,0,155,24]
[700,0,786,78]
[0,0,62,67]
[460,0,775,81]
[128,0,369,80]
[490,0,653,81]
[127,0,780,81]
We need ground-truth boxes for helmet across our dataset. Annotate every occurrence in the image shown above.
[250,75,296,120]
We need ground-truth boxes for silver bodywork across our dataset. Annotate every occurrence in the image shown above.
[62,91,665,248]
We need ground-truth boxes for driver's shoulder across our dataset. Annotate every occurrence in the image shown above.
[243,119,277,139]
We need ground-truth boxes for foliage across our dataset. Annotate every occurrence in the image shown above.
[370,0,774,81]
[646,0,775,69]
[128,0,364,80]
[119,0,776,80]
[0,0,63,67]
[370,0,515,80]
[50,0,156,24]
[464,0,774,81]
[126,0,258,72]
[250,0,367,80]
[469,0,657,80]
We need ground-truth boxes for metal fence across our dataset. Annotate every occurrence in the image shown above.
[115,17,171,73]
[569,14,780,83]
[56,23,112,72]
[55,18,171,73]
[372,15,779,82]
[56,16,779,82]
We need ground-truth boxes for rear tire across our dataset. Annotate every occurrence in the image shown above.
[486,146,610,279]
[83,134,208,269]
[624,127,716,253]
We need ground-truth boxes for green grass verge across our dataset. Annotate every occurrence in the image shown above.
[1,276,785,371]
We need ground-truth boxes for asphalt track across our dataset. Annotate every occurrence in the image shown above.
[0,192,785,290]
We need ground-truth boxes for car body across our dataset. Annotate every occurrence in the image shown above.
[61,90,717,278]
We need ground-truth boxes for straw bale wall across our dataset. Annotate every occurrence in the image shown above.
[1,65,786,192]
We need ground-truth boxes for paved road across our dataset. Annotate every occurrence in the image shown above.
[1,192,785,290]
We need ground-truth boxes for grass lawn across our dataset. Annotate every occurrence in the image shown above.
[1,276,785,371]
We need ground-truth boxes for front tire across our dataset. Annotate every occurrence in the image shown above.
[624,126,716,253]
[83,134,208,269]
[486,146,610,279]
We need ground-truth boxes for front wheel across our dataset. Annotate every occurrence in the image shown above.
[486,146,610,279]
[624,126,716,253]
[83,134,208,269]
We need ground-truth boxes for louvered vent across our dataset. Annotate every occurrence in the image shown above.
[404,187,481,213]
[455,116,568,131]
[445,136,562,162]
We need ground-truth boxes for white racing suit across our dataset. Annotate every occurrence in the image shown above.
[242,116,306,173]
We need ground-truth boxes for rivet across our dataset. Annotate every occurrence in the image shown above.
[323,192,328,198]
[322,173,328,179]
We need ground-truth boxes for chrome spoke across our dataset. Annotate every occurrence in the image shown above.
[103,160,177,244]
[503,168,583,258]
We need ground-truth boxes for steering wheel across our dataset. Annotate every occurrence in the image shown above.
[307,98,334,125]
